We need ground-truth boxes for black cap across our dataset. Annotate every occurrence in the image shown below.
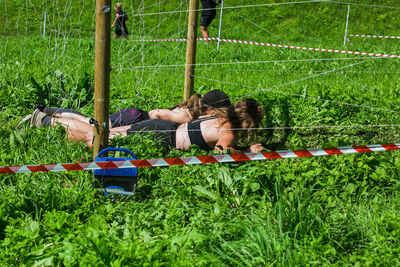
[202,90,230,108]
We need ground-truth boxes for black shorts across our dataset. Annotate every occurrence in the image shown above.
[126,119,177,148]
[110,108,149,128]
[114,26,128,37]
[200,13,216,27]
[200,0,217,27]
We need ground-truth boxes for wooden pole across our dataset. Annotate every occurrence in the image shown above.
[93,0,112,159]
[183,0,199,101]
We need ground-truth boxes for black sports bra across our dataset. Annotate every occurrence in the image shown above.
[187,116,217,151]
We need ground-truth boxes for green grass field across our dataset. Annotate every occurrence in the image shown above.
[1,0,400,265]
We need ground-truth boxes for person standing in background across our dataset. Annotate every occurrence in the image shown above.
[112,3,129,39]
[200,0,221,43]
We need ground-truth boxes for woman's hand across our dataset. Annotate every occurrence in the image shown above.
[214,144,264,154]
[249,144,264,153]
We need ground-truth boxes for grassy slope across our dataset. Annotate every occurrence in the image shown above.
[1,0,400,265]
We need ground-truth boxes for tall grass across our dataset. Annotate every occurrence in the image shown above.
[1,0,400,265]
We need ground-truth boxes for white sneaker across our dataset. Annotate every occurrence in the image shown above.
[30,109,48,128]
[16,114,32,128]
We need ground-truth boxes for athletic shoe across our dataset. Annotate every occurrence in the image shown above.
[30,109,48,128]
[16,114,32,128]
[33,104,46,112]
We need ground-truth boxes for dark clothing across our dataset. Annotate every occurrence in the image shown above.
[187,116,216,151]
[126,117,217,151]
[41,115,53,126]
[202,90,230,108]
[43,107,85,117]
[42,106,148,128]
[110,108,148,128]
[126,119,177,148]
[200,0,217,27]
[114,10,128,37]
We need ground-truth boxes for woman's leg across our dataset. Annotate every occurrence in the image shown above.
[41,107,92,124]
[53,112,92,124]
[36,106,92,124]
[33,110,121,147]
[54,117,120,147]
[51,117,95,147]
[41,107,85,116]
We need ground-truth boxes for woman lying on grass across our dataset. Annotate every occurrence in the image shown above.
[30,98,265,154]
[28,90,230,128]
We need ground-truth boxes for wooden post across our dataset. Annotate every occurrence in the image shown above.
[93,0,112,159]
[183,0,199,100]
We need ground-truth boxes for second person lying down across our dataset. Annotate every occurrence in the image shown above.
[29,90,230,127]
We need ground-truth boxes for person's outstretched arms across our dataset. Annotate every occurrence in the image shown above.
[213,124,264,154]
[214,143,265,154]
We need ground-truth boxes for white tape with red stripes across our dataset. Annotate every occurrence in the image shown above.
[132,37,400,58]
[1,143,399,175]
[347,34,400,39]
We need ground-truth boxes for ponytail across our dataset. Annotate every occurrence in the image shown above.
[175,94,205,119]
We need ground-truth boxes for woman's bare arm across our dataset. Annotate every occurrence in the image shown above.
[112,13,119,27]
[148,109,192,124]
[213,122,265,154]
[213,122,236,154]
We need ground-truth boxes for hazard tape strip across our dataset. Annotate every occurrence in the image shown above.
[1,143,399,175]
[131,37,400,58]
[348,34,400,39]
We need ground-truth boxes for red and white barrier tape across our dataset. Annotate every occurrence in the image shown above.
[348,34,400,39]
[132,37,400,58]
[1,143,399,175]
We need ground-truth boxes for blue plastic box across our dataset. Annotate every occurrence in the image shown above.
[94,148,137,177]
[94,148,138,192]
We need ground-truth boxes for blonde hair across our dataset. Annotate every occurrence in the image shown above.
[114,3,122,10]
[172,91,231,120]
[175,94,206,120]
